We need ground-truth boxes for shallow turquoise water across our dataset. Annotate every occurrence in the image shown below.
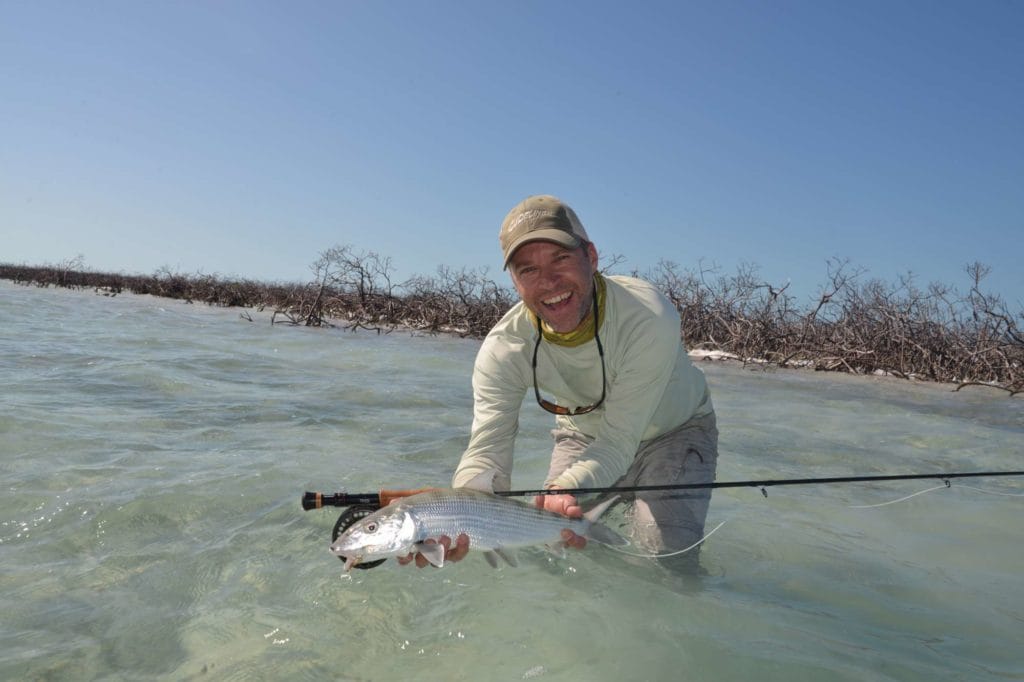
[2,280,1022,681]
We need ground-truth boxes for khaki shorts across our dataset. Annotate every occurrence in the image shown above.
[546,412,719,567]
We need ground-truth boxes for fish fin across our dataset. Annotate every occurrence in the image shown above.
[582,495,629,547]
[460,470,497,493]
[416,541,446,568]
[483,551,500,568]
[493,547,518,567]
[586,521,629,547]
[582,495,620,523]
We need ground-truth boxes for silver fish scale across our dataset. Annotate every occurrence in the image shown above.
[400,489,587,550]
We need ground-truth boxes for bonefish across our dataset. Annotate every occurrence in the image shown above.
[329,486,627,571]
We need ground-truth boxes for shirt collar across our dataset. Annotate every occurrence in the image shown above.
[537,273,606,348]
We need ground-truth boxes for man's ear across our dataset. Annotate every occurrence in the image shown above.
[586,242,599,270]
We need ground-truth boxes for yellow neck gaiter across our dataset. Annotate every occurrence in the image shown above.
[537,274,607,348]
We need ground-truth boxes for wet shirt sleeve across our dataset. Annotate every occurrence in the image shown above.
[451,333,529,492]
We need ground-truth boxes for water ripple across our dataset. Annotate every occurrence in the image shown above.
[2,281,1022,682]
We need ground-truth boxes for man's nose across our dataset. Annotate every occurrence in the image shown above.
[537,267,561,287]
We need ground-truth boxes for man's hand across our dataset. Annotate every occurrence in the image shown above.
[534,488,587,550]
[396,533,471,568]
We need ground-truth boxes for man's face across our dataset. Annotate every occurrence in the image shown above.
[508,240,599,333]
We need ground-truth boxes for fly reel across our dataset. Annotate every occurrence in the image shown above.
[331,504,387,569]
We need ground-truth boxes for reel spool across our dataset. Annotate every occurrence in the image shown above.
[331,504,387,569]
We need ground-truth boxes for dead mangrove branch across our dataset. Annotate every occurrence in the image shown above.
[2,250,1020,394]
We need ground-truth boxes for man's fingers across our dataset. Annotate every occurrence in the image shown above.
[560,528,587,550]
[399,534,473,568]
[448,533,471,562]
[402,529,576,564]
[535,493,583,519]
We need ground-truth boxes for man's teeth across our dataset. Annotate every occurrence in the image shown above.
[543,292,571,306]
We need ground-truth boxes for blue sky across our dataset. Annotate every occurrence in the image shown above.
[3,1,1022,305]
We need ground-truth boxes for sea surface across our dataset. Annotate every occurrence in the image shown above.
[2,279,1022,682]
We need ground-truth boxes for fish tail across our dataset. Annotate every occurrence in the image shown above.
[582,495,629,547]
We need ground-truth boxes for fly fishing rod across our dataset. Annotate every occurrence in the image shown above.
[302,470,1024,511]
[304,470,1024,569]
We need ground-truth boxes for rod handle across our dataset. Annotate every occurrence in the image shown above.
[301,491,383,510]
[379,487,439,506]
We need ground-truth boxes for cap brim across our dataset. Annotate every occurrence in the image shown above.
[502,229,581,268]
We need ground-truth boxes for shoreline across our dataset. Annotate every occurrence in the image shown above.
[6,278,1015,398]
[3,261,1021,396]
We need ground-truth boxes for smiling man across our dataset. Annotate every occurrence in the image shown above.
[436,194,718,571]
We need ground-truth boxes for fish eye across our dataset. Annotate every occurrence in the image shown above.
[365,522,378,533]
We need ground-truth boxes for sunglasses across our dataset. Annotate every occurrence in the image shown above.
[531,288,606,416]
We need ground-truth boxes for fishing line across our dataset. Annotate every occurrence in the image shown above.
[848,484,951,509]
[953,485,1024,497]
[598,520,729,559]
[849,479,1024,508]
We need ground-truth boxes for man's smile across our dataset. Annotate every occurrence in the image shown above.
[508,241,598,333]
[543,291,573,307]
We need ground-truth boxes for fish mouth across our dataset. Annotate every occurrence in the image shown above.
[336,550,387,571]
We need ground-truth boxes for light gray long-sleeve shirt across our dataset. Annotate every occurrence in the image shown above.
[453,275,714,492]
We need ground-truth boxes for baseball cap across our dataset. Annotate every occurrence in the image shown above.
[499,195,590,268]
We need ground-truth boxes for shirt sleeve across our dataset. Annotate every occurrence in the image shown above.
[550,301,683,490]
[451,334,527,492]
